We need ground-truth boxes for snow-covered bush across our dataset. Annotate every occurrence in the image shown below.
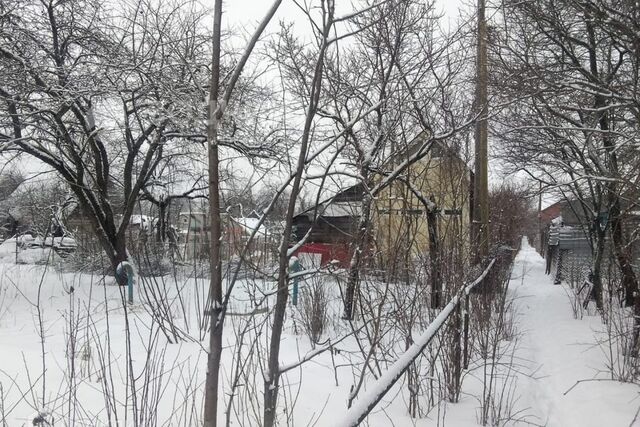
[600,302,640,382]
[297,275,329,347]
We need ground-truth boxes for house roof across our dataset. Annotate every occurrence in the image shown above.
[294,183,366,219]
[384,130,471,172]
[539,201,563,225]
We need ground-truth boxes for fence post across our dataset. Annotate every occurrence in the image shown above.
[463,292,470,369]
[554,249,565,285]
[453,299,462,400]
[127,272,134,305]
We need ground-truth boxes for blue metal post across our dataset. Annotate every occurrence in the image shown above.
[127,271,134,305]
[117,262,135,305]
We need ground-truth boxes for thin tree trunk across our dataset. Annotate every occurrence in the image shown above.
[427,200,441,309]
[264,8,333,424]
[200,1,283,423]
[589,225,606,310]
[203,0,223,425]
[157,201,168,242]
[608,191,638,306]
[343,194,372,320]
[584,14,618,313]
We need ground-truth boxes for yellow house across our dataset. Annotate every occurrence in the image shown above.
[372,135,472,279]
[292,132,472,286]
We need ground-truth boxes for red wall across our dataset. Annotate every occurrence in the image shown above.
[294,242,352,268]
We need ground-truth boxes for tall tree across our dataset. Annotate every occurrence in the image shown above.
[203,1,283,425]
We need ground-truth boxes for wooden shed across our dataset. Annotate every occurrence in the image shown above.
[292,183,365,267]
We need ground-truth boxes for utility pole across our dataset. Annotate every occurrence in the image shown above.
[473,0,489,262]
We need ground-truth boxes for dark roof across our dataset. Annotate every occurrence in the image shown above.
[386,131,472,175]
[539,201,562,224]
[333,182,367,203]
[294,183,366,220]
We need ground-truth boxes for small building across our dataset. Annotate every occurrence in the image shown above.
[292,183,364,267]
[373,137,471,277]
[292,134,472,276]
[178,211,210,260]
[177,211,275,262]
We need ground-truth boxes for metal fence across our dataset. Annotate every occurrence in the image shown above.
[546,225,640,285]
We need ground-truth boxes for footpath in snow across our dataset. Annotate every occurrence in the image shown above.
[511,239,639,427]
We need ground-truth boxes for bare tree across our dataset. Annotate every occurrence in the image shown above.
[0,0,211,274]
[489,183,537,247]
[492,0,640,312]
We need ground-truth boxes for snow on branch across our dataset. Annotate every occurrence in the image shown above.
[464,258,496,295]
[278,327,363,375]
[335,259,497,427]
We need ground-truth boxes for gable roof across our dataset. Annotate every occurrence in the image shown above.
[294,183,366,220]
[383,130,470,172]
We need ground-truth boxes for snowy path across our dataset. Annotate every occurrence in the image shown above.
[511,240,639,427]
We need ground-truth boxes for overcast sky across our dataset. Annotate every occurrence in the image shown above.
[221,0,467,34]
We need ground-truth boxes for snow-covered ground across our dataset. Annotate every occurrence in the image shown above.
[508,240,639,427]
[0,238,638,426]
